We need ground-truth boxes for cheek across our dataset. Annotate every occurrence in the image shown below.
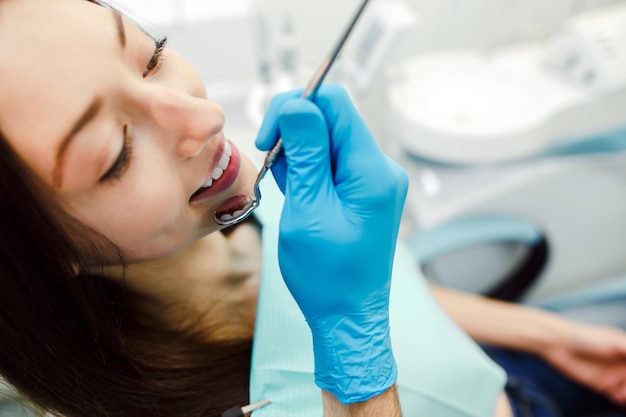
[64,171,194,262]
[98,186,194,260]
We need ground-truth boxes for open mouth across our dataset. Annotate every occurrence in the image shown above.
[190,142,232,200]
[215,194,255,222]
[189,140,240,203]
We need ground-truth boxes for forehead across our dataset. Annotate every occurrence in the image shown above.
[0,0,117,182]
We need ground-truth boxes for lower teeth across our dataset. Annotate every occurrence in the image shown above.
[218,209,246,222]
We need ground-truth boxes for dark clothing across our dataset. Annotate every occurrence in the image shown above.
[482,346,626,417]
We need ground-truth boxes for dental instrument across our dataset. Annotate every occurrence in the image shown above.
[222,399,272,417]
[214,0,371,226]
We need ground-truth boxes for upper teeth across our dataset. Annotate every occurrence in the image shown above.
[202,142,232,189]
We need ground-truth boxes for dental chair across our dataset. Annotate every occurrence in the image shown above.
[0,379,33,417]
[399,125,626,324]
[403,202,626,331]
[405,214,548,302]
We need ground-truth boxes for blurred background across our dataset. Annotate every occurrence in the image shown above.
[114,0,626,325]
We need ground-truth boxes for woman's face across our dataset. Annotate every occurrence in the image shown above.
[0,0,258,262]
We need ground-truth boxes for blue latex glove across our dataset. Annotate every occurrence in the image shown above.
[255,85,409,404]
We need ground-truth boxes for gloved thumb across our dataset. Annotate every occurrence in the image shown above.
[278,98,334,209]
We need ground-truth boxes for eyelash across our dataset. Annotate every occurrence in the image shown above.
[100,125,133,183]
[144,36,168,77]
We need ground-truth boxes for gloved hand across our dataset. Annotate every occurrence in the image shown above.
[255,85,409,404]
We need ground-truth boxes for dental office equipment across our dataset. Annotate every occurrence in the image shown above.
[222,399,272,417]
[214,0,371,226]
[387,2,626,167]
[386,2,626,303]
[544,1,626,92]
[335,1,416,95]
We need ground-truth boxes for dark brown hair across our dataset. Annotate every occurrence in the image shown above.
[0,5,252,413]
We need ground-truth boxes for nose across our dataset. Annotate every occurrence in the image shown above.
[149,87,225,159]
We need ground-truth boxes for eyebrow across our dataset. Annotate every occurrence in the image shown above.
[113,10,126,48]
[52,10,126,188]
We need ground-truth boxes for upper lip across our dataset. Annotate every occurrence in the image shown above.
[195,137,228,193]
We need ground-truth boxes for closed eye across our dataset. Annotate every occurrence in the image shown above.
[144,36,167,77]
[100,125,132,183]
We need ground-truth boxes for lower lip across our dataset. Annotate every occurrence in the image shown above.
[215,194,254,220]
[189,141,241,203]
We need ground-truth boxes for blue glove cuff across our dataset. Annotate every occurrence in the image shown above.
[309,311,398,404]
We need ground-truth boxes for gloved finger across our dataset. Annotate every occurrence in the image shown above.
[385,155,410,217]
[314,85,406,206]
[255,90,303,193]
[277,98,335,210]
[255,89,304,151]
[268,154,288,194]
[313,84,383,164]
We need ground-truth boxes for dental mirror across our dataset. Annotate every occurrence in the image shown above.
[214,0,372,226]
